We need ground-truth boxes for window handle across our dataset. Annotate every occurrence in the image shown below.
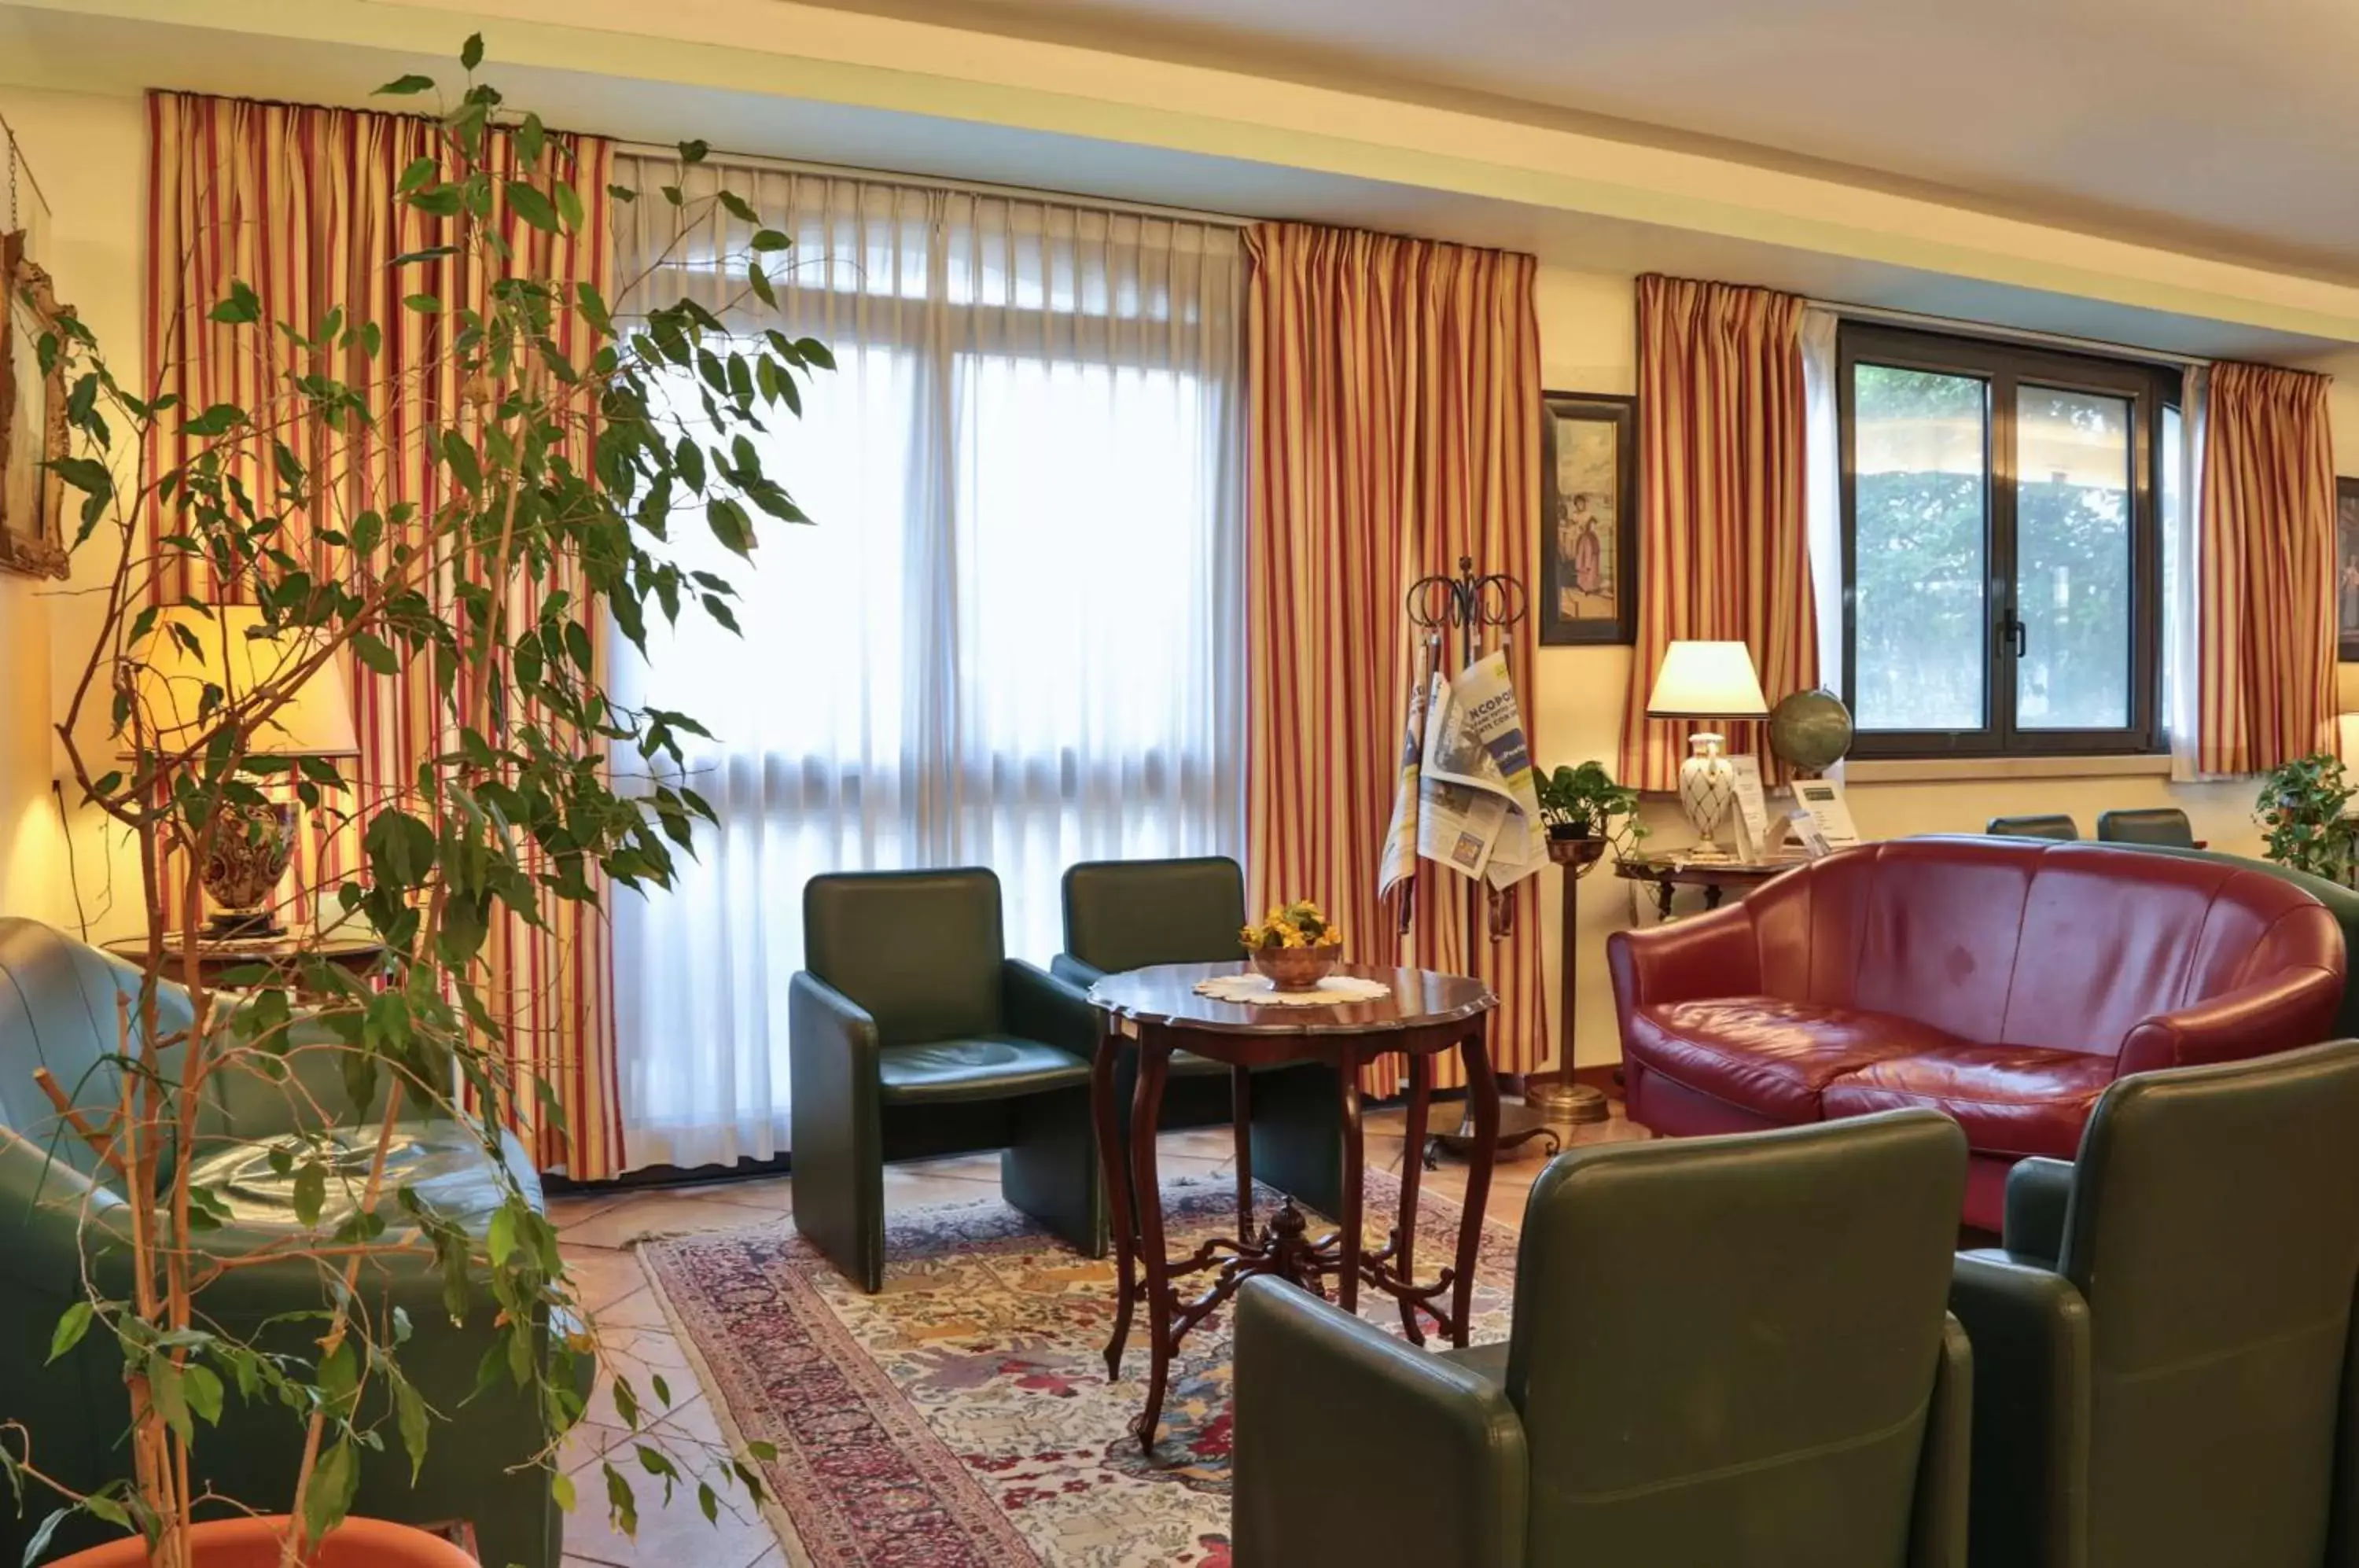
[2002,614,2027,660]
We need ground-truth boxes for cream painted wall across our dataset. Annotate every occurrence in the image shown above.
[0,83,146,939]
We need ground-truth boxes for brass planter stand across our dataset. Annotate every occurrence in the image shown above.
[1529,833,1611,1124]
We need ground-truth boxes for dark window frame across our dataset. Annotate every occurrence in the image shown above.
[1838,322,2180,760]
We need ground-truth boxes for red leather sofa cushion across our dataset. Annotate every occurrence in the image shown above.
[1609,837,2346,1225]
[1819,1044,2116,1161]
[1626,997,1962,1124]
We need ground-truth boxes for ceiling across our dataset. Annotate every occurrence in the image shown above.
[823,0,2359,282]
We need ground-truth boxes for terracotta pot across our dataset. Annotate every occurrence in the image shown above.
[1248,943,1341,992]
[52,1518,476,1568]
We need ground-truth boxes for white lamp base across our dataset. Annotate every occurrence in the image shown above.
[1679,732,1737,861]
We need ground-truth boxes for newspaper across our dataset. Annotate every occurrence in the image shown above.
[1411,650,1546,892]
[1377,659,1437,902]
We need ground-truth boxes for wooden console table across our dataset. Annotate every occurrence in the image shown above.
[1614,853,1801,922]
[1087,960,1499,1450]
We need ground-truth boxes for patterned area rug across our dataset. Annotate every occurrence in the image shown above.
[640,1171,1522,1567]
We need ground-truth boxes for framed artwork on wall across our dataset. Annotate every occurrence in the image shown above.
[1538,391,1636,646]
[0,230,69,580]
[2339,476,2359,663]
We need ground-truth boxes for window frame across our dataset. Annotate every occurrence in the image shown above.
[1837,322,2180,760]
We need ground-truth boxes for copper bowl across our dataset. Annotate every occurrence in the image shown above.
[1248,943,1341,992]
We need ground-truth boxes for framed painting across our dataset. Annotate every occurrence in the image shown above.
[2340,476,2359,663]
[0,230,70,580]
[1539,391,1636,646]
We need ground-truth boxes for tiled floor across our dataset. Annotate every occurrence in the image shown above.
[546,1099,1647,1568]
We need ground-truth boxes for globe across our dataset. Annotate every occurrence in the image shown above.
[1769,688,1854,775]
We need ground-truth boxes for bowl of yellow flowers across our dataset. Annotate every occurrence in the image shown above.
[1242,899,1345,991]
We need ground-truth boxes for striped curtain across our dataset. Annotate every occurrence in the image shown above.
[1245,221,1547,1093]
[2194,361,2336,775]
[1619,275,1816,791]
[144,91,624,1178]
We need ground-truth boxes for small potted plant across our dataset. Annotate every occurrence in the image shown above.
[2256,753,2359,885]
[1536,761,1646,862]
[1241,900,1345,991]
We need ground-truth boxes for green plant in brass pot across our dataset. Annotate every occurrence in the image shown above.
[1535,760,1646,857]
[2256,753,2359,885]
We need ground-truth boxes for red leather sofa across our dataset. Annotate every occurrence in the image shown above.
[1607,836,2346,1230]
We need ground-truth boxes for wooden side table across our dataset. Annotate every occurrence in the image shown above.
[1088,960,1499,1450]
[1614,854,1801,923]
[101,933,388,997]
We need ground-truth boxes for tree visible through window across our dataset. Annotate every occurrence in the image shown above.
[1840,325,2174,758]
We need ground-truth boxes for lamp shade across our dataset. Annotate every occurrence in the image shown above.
[1645,640,1770,720]
[127,605,360,759]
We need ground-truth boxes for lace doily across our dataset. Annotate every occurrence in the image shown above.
[1192,972,1393,1007]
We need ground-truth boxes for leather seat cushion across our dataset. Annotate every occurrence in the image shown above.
[878,1036,1091,1103]
[1625,997,1960,1123]
[1821,1044,2116,1161]
[182,1119,539,1237]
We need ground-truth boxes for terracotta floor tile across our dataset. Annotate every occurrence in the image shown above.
[561,1192,782,1250]
[559,1436,776,1568]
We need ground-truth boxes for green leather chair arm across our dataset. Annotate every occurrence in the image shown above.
[1048,954,1105,992]
[1949,1250,2092,1568]
[1912,1315,1974,1568]
[1231,1276,1526,1568]
[1003,960,1096,1057]
[787,971,885,1291]
[2003,1156,2076,1266]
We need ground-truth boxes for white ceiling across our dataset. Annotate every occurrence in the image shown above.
[827,0,2359,281]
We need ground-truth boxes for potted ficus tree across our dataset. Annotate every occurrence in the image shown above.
[0,40,815,1568]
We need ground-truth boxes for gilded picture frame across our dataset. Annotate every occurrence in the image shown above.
[2338,476,2359,664]
[0,230,71,580]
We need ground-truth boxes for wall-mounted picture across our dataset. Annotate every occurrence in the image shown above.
[2340,476,2359,662]
[1539,391,1637,646]
[0,230,70,580]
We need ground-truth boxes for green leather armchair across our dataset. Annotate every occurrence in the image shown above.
[1988,814,2081,841]
[1947,1039,2359,1568]
[1233,1110,1974,1568]
[1054,856,1344,1220]
[2093,807,2195,848]
[790,868,1103,1293]
[0,919,577,1568]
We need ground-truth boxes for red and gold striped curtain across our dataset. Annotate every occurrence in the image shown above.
[2195,361,2336,775]
[1245,221,1547,1093]
[144,91,624,1178]
[1619,275,1816,791]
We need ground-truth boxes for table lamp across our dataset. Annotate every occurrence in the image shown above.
[1646,639,1769,863]
[128,606,360,937]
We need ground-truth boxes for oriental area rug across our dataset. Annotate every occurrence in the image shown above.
[639,1171,1521,1568]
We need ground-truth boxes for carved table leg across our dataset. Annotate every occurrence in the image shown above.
[1336,1051,1364,1316]
[1451,1025,1500,1349]
[1129,1032,1174,1451]
[1091,1023,1136,1381]
[1231,1063,1254,1242]
[1396,1051,1431,1344]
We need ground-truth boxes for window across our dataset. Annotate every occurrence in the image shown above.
[1838,324,2179,757]
[605,160,1246,1170]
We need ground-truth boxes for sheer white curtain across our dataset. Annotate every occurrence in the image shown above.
[606,158,1246,1171]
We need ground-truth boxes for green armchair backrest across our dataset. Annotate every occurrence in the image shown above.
[2094,808,2195,848]
[2059,1042,2359,1568]
[1506,1110,1970,1565]
[804,868,1007,1044]
[1060,856,1245,976]
[1989,814,2081,841]
[0,918,191,1184]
